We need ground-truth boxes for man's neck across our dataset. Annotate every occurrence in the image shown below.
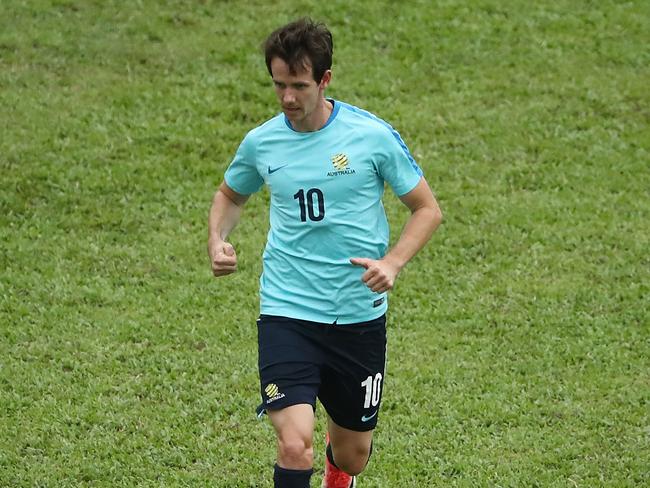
[294,98,333,132]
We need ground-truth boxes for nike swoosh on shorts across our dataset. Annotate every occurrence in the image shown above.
[361,410,378,422]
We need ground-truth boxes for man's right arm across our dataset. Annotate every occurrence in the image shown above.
[208,182,250,277]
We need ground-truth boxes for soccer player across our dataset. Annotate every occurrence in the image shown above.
[208,18,442,488]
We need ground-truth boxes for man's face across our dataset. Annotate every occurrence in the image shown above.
[270,57,330,128]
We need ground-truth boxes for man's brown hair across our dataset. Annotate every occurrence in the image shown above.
[263,18,333,83]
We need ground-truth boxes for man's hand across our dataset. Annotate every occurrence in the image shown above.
[209,240,238,277]
[350,257,402,294]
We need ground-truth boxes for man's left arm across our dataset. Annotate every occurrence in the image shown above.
[350,177,442,293]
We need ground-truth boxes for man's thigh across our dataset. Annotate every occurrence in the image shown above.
[256,315,323,416]
[318,314,387,432]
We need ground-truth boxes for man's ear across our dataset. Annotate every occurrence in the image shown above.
[319,69,332,90]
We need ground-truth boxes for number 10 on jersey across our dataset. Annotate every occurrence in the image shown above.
[293,188,325,222]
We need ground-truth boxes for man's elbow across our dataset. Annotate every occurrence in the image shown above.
[428,202,443,231]
[434,205,443,225]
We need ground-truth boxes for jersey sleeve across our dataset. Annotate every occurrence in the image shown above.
[224,132,264,195]
[376,126,423,196]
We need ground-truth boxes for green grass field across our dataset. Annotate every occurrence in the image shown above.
[1,0,648,486]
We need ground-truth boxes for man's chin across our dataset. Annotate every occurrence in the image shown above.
[283,108,302,118]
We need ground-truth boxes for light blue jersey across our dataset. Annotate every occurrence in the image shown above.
[224,100,423,324]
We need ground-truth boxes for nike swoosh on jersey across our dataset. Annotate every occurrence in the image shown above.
[268,164,288,174]
[361,410,378,422]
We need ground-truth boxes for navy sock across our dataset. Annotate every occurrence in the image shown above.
[273,463,313,488]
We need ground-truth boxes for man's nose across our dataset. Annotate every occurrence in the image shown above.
[282,90,296,104]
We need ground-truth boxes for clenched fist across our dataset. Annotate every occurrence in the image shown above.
[208,240,238,277]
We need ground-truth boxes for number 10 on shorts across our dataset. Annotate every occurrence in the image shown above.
[361,373,383,408]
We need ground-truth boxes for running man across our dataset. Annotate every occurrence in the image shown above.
[208,18,442,488]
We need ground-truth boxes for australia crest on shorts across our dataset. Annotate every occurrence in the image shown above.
[264,383,286,404]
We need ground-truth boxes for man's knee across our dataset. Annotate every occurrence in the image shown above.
[332,444,371,476]
[277,435,314,468]
[269,404,315,469]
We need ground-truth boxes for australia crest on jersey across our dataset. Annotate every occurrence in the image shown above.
[327,153,356,177]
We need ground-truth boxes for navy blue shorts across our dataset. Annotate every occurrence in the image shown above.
[256,314,387,432]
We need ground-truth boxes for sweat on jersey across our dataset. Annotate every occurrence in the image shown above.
[224,100,423,324]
